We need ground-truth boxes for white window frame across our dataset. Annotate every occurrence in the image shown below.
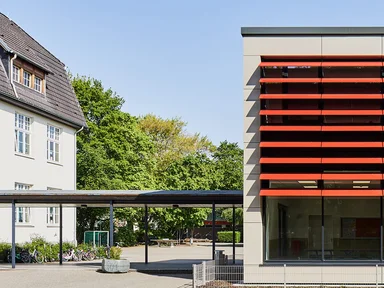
[15,113,31,155]
[23,70,31,87]
[47,188,60,225]
[12,65,20,83]
[34,76,42,92]
[47,125,60,162]
[46,207,59,225]
[15,183,32,224]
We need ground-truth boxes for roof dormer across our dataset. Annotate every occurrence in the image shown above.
[12,57,45,94]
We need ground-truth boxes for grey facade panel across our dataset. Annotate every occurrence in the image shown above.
[0,46,9,77]
[241,26,384,36]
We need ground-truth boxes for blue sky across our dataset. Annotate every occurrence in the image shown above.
[2,0,384,145]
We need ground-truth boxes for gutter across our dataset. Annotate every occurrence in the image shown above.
[0,91,85,129]
[10,53,19,98]
[0,38,12,52]
[73,125,84,245]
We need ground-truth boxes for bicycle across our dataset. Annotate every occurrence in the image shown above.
[61,248,79,262]
[7,249,30,263]
[29,249,44,263]
[74,249,85,261]
[83,248,96,261]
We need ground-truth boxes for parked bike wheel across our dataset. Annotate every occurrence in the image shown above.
[20,250,31,263]
[35,253,44,264]
[85,251,96,261]
[61,252,70,262]
[74,250,83,261]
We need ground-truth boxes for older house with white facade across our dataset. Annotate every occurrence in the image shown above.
[0,13,86,243]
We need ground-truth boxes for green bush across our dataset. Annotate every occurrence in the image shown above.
[77,243,93,251]
[217,231,241,243]
[109,246,122,260]
[62,241,76,251]
[115,226,137,247]
[0,242,11,262]
[96,246,107,259]
[0,234,114,263]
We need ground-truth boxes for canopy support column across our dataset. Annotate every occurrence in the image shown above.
[145,205,149,264]
[212,202,216,260]
[109,201,114,247]
[232,205,236,264]
[59,204,63,265]
[11,200,15,269]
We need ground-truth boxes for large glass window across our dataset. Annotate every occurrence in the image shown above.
[324,180,380,189]
[324,197,380,260]
[266,197,322,260]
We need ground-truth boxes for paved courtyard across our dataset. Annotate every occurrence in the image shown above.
[0,243,242,288]
[0,269,192,288]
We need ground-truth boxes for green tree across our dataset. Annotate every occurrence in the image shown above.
[72,76,156,242]
[213,141,243,190]
[139,115,214,186]
[221,207,243,227]
[213,141,243,227]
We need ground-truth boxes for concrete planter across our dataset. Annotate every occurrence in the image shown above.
[101,258,130,273]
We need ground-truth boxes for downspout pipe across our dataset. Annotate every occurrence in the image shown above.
[10,53,19,98]
[73,126,84,245]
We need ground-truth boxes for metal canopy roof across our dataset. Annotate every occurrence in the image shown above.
[0,190,243,208]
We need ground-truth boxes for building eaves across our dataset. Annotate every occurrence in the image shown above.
[241,27,384,36]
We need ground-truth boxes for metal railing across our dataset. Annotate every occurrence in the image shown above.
[193,262,384,287]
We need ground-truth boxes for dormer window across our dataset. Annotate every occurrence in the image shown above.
[12,59,45,94]
[23,71,31,87]
[12,65,20,82]
[34,77,41,92]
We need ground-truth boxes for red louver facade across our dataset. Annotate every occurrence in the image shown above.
[259,56,384,197]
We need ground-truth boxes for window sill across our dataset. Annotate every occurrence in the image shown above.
[15,224,34,227]
[47,160,63,166]
[15,153,34,160]
[47,224,59,228]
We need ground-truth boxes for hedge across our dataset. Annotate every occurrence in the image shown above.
[217,231,241,243]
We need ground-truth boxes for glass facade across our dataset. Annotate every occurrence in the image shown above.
[265,197,383,261]
[324,198,380,260]
[266,197,322,260]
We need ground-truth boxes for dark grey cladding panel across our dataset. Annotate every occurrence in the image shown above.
[0,53,14,98]
[241,26,384,36]
[0,46,9,77]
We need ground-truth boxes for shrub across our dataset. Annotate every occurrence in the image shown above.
[96,246,107,259]
[62,241,75,251]
[0,242,11,262]
[77,243,93,251]
[200,280,233,287]
[115,226,137,247]
[217,231,241,243]
[109,246,122,260]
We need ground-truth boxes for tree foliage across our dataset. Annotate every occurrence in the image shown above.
[72,76,244,244]
[73,76,156,240]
